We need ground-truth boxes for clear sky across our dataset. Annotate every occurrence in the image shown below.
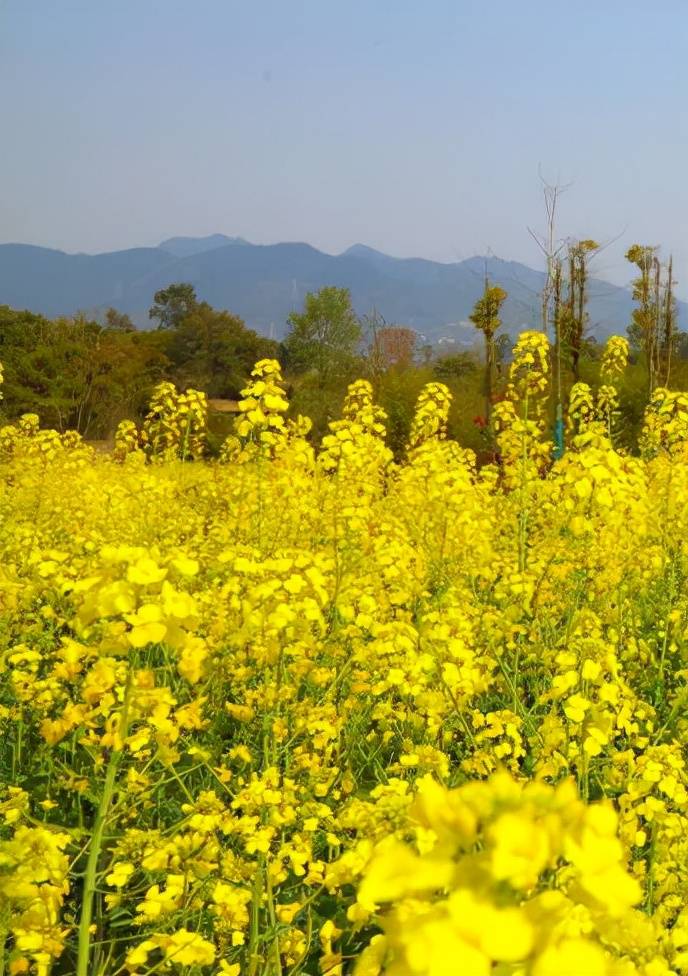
[2,0,688,291]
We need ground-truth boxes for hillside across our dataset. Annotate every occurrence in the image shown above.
[0,236,673,343]
[158,234,250,258]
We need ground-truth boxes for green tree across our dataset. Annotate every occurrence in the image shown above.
[660,256,678,386]
[1,312,104,431]
[165,302,278,397]
[361,308,389,380]
[495,333,512,376]
[561,239,599,381]
[103,307,135,332]
[624,245,676,392]
[91,328,169,431]
[0,306,168,436]
[675,331,688,362]
[283,287,361,384]
[149,283,198,330]
[433,352,478,381]
[469,281,507,428]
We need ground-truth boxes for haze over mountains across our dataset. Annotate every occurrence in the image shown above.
[1,234,681,344]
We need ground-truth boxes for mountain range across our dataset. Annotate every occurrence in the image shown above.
[1,234,681,344]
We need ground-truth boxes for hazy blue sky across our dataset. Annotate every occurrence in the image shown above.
[2,0,688,290]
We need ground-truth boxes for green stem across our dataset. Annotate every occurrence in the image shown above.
[76,747,121,976]
[517,392,530,574]
[265,869,283,976]
[12,720,23,781]
[247,862,264,976]
[76,675,132,976]
[0,912,8,976]
[657,555,676,696]
[645,823,657,914]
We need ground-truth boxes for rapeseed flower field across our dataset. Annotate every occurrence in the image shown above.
[3,337,688,975]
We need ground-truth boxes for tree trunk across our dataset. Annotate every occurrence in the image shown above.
[485,333,494,430]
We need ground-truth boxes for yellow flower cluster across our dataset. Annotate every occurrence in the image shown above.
[640,388,688,457]
[1,339,688,975]
[566,335,630,447]
[567,382,621,445]
[507,330,551,403]
[0,413,93,465]
[0,824,71,976]
[113,419,141,461]
[137,382,208,460]
[597,383,621,433]
[111,384,209,462]
[493,332,552,490]
[407,382,452,449]
[601,335,630,381]
[567,381,596,435]
[353,774,654,976]
[220,358,294,463]
[320,380,391,473]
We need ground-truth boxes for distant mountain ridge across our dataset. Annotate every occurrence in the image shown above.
[0,235,679,343]
[158,234,250,257]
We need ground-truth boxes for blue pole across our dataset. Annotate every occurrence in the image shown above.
[553,402,565,459]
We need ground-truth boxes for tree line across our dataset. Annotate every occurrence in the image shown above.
[0,283,485,451]
[1,241,688,455]
[0,289,276,438]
